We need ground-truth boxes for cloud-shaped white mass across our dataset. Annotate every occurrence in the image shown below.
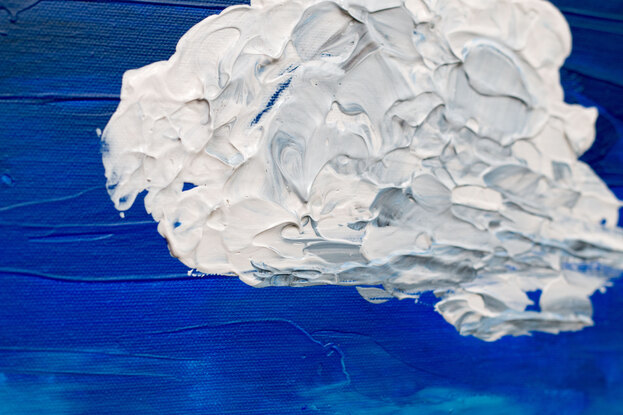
[102,0,623,340]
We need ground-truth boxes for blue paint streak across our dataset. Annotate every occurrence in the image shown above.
[251,77,292,126]
[0,0,622,413]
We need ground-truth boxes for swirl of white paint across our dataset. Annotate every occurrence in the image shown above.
[102,0,623,341]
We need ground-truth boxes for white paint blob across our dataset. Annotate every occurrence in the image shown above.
[102,0,623,341]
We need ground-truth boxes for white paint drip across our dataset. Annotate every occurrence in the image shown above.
[102,0,623,341]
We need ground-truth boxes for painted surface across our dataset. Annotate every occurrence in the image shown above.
[0,0,622,413]
[101,0,622,342]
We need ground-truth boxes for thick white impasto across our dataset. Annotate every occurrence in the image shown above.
[102,0,623,340]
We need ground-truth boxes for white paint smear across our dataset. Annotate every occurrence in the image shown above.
[102,0,623,341]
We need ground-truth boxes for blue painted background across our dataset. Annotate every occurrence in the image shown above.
[1,1,622,413]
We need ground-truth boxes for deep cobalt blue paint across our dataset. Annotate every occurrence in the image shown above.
[0,1,622,413]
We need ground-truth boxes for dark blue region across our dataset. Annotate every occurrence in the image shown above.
[0,0,622,414]
[251,77,292,125]
[182,182,197,192]
[525,290,542,312]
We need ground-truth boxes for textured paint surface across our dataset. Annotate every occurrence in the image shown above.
[1,0,623,414]
[101,0,622,341]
